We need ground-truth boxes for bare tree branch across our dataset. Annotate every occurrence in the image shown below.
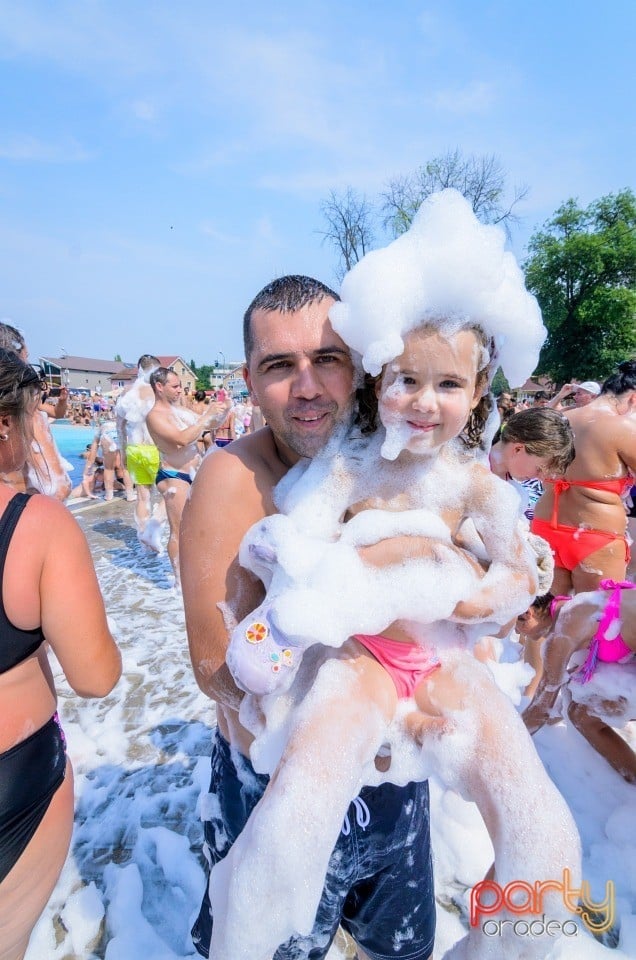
[381,149,529,239]
[318,188,376,281]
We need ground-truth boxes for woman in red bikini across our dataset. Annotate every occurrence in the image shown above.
[531,360,636,594]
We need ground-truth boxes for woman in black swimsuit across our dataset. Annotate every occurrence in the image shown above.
[0,349,121,960]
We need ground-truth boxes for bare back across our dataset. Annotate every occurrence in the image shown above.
[535,397,636,534]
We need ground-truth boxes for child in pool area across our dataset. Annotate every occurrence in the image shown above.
[210,317,581,960]
[519,586,636,783]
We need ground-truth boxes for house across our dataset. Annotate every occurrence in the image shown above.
[515,376,556,403]
[156,357,197,392]
[117,356,198,390]
[210,361,247,396]
[39,355,133,394]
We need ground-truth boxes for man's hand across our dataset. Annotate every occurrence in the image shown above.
[204,399,233,429]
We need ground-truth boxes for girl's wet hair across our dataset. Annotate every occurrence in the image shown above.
[354,321,494,446]
[0,322,26,356]
[601,359,636,397]
[493,407,575,475]
[531,592,554,615]
[0,347,42,457]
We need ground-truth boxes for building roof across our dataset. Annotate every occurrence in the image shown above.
[113,355,197,382]
[157,356,196,376]
[517,376,555,394]
[40,355,130,374]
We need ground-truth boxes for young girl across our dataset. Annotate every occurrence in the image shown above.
[519,587,636,783]
[211,318,581,960]
[489,406,575,521]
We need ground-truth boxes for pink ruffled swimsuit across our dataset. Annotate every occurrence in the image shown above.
[353,634,440,699]
[558,580,636,683]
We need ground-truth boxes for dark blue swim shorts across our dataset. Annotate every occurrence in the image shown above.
[191,728,435,960]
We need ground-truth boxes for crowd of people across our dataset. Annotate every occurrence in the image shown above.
[0,189,635,960]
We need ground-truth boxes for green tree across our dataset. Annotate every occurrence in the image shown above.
[491,368,511,396]
[195,364,215,390]
[114,353,122,362]
[525,190,636,383]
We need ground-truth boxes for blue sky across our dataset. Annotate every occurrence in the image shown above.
[0,0,633,368]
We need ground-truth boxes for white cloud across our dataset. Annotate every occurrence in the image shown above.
[429,80,496,114]
[200,221,241,245]
[130,99,159,122]
[0,135,92,162]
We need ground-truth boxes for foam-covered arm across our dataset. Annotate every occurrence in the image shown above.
[452,471,538,624]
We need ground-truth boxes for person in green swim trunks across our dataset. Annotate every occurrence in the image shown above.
[116,354,162,548]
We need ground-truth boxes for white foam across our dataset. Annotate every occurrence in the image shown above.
[330,189,545,387]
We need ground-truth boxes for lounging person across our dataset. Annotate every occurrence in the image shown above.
[520,587,636,784]
[0,348,121,960]
[531,360,636,595]
[181,275,439,960]
[207,193,581,960]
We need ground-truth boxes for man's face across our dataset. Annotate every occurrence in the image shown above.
[244,298,355,462]
[574,388,594,407]
[163,373,182,404]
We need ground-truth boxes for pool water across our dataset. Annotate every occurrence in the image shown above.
[50,423,97,478]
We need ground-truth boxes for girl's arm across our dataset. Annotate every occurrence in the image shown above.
[451,467,538,624]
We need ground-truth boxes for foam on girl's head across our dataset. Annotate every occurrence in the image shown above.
[329,189,545,388]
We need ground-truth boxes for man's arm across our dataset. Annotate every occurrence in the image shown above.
[147,401,230,451]
[547,384,575,410]
[180,448,267,708]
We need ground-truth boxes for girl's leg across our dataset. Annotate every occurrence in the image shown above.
[567,701,636,784]
[102,450,118,501]
[407,654,580,888]
[209,643,398,960]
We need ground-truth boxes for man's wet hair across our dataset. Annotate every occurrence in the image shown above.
[149,367,174,391]
[137,354,160,372]
[243,275,339,363]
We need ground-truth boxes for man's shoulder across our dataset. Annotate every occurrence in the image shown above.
[189,431,281,522]
[198,430,279,485]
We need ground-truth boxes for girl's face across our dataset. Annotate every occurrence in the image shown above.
[504,444,554,482]
[378,327,483,454]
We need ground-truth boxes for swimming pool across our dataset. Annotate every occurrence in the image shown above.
[50,423,97,477]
